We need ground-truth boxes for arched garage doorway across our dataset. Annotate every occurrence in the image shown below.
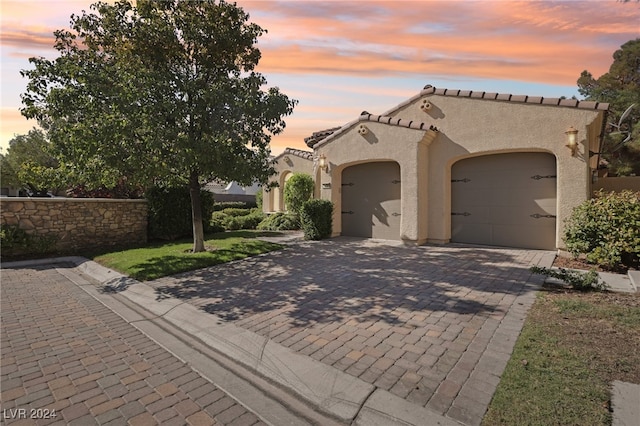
[341,161,401,240]
[451,152,557,249]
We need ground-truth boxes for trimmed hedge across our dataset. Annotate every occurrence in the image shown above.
[257,212,300,231]
[146,186,215,240]
[283,173,314,217]
[211,207,265,231]
[300,199,333,240]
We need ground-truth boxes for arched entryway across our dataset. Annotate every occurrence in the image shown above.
[341,161,401,240]
[451,152,557,249]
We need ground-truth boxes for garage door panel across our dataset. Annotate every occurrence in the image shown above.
[451,153,556,249]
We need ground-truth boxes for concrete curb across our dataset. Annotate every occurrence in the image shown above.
[2,257,463,426]
[545,267,638,293]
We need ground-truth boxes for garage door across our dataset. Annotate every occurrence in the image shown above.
[451,152,556,249]
[342,162,401,240]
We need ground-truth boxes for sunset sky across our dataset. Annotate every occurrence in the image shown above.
[1,0,639,155]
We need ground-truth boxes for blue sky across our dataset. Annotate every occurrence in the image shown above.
[1,0,639,155]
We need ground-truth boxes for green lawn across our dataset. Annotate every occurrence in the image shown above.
[92,230,283,281]
[483,288,640,426]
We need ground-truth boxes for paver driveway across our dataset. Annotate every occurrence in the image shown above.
[149,237,553,425]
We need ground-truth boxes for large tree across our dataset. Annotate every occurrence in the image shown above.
[21,0,296,251]
[578,38,640,175]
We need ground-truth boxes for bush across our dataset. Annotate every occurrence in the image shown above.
[211,207,264,231]
[213,201,255,211]
[563,190,640,269]
[300,199,333,240]
[530,266,608,292]
[146,186,215,240]
[257,212,300,231]
[1,224,57,257]
[255,190,263,210]
[283,173,314,217]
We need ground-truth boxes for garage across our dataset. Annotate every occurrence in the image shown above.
[451,152,557,250]
[341,162,401,240]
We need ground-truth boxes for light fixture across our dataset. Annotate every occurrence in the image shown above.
[318,153,328,172]
[565,126,579,156]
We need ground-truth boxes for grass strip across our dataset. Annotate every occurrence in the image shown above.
[92,230,283,281]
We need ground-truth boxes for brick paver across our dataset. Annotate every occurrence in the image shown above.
[149,238,549,425]
[0,265,266,425]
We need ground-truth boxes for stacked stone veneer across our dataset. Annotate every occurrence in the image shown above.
[1,198,147,253]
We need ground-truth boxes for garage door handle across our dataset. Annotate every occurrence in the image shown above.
[530,213,556,219]
[342,211,354,215]
[531,174,557,180]
[451,212,471,216]
[451,178,471,183]
[392,212,401,217]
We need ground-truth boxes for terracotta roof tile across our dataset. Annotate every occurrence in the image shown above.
[280,147,313,160]
[304,126,341,148]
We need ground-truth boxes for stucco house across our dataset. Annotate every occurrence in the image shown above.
[263,85,609,250]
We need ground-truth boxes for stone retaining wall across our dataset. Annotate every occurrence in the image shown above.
[1,197,147,254]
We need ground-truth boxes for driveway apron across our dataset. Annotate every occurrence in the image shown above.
[148,237,553,425]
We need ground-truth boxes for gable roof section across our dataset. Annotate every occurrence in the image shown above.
[382,84,610,116]
[304,127,342,148]
[313,112,437,149]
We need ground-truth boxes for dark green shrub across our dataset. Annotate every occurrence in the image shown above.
[255,189,263,210]
[530,266,608,292]
[563,190,640,269]
[257,212,300,231]
[221,208,252,217]
[212,208,264,231]
[146,186,215,240]
[1,224,57,257]
[300,199,333,240]
[283,173,314,217]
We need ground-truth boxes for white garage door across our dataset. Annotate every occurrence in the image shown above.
[342,162,401,240]
[451,152,556,249]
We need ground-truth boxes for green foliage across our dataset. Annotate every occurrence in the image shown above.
[530,266,608,292]
[1,129,61,195]
[211,207,264,231]
[578,38,640,175]
[255,189,263,210]
[0,224,58,257]
[213,201,255,211]
[257,212,300,231]
[20,0,296,251]
[283,173,314,217]
[146,186,215,240]
[300,199,333,240]
[563,190,640,269]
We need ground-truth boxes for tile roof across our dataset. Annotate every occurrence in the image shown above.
[281,147,313,160]
[304,127,342,148]
[312,112,437,149]
[383,84,609,115]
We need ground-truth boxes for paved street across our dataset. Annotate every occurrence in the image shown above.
[1,265,266,426]
[148,238,553,425]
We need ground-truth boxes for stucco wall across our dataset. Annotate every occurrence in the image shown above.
[1,197,147,254]
[314,93,604,249]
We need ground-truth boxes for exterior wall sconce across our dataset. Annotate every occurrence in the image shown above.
[318,154,328,172]
[565,126,579,156]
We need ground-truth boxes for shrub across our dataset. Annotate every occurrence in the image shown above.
[1,224,57,257]
[257,212,300,231]
[283,173,314,217]
[255,189,263,210]
[213,201,255,211]
[530,266,608,292]
[211,207,264,231]
[146,186,215,240]
[563,190,640,269]
[300,199,333,240]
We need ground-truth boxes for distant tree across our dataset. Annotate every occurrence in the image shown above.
[578,38,640,175]
[0,129,60,196]
[20,0,297,251]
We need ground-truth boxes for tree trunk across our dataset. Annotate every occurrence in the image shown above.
[189,171,205,253]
